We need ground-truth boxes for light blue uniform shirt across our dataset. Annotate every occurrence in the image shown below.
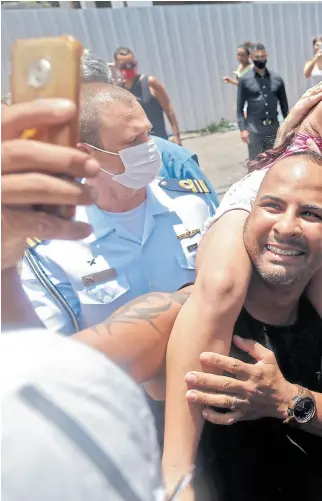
[154,136,219,207]
[22,179,216,335]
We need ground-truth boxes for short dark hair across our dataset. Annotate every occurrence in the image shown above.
[79,82,136,148]
[313,36,322,47]
[250,43,266,53]
[114,46,134,61]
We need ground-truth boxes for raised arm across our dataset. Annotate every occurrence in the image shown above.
[162,209,252,497]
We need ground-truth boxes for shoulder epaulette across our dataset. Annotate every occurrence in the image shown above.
[159,178,211,194]
[25,237,43,249]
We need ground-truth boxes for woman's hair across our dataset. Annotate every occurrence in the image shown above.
[248,138,322,173]
[313,36,322,47]
[247,129,297,172]
[238,41,252,56]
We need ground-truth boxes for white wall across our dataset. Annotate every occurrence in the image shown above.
[2,2,321,131]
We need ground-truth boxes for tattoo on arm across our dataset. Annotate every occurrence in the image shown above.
[89,290,191,337]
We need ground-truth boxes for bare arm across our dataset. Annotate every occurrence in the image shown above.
[304,54,321,79]
[162,210,252,494]
[149,76,181,144]
[73,288,192,383]
[223,76,238,86]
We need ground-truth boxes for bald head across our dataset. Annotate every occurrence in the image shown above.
[79,82,136,148]
[244,152,322,287]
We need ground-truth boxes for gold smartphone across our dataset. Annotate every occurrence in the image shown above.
[11,36,83,219]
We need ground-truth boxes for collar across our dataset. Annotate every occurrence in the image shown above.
[253,66,269,77]
[79,180,171,244]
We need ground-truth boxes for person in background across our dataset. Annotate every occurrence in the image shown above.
[114,46,181,145]
[237,42,289,160]
[223,42,253,86]
[304,36,322,83]
[1,99,163,501]
[21,82,216,335]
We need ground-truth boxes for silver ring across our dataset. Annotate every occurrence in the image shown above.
[230,396,238,410]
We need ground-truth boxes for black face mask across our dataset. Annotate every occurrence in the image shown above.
[253,59,267,70]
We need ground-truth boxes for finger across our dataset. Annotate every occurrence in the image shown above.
[301,81,322,98]
[2,139,100,178]
[199,352,251,377]
[233,336,273,363]
[185,371,245,394]
[2,173,97,206]
[3,208,92,241]
[306,137,321,153]
[202,407,243,426]
[275,91,322,147]
[2,99,76,140]
[186,389,245,409]
[288,91,322,124]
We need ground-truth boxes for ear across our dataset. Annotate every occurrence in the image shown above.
[77,143,90,154]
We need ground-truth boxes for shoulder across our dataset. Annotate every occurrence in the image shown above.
[148,75,163,90]
[239,70,253,83]
[269,69,283,80]
[207,168,269,227]
[156,177,213,198]
[151,178,215,225]
[154,136,195,162]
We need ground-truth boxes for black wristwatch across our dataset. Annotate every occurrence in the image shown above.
[283,384,316,425]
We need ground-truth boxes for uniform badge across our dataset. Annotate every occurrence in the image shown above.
[159,178,211,194]
[187,243,198,253]
[82,268,117,287]
[177,229,201,240]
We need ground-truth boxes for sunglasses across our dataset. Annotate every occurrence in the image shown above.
[119,61,136,70]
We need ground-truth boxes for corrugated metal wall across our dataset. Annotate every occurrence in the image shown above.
[2,2,321,131]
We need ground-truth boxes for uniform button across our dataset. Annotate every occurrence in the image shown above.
[263,85,266,89]
[266,111,269,115]
[265,103,268,106]
[150,281,156,288]
[264,94,267,97]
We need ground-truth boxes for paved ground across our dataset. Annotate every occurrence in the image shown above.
[183,130,248,199]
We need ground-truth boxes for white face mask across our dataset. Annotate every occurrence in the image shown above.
[85,138,162,189]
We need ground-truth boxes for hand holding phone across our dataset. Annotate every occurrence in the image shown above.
[11,36,83,218]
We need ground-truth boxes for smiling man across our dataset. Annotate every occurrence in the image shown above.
[71,150,322,500]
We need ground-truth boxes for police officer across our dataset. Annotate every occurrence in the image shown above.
[21,83,216,334]
[237,43,289,160]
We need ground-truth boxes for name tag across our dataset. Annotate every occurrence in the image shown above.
[187,243,198,253]
[82,268,117,287]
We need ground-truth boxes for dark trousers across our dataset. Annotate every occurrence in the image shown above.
[248,124,279,160]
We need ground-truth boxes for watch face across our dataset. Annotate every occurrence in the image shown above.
[294,397,316,424]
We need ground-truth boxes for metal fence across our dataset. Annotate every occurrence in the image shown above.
[2,2,322,131]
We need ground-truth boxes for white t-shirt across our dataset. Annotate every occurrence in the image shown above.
[203,167,269,232]
[1,329,163,501]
